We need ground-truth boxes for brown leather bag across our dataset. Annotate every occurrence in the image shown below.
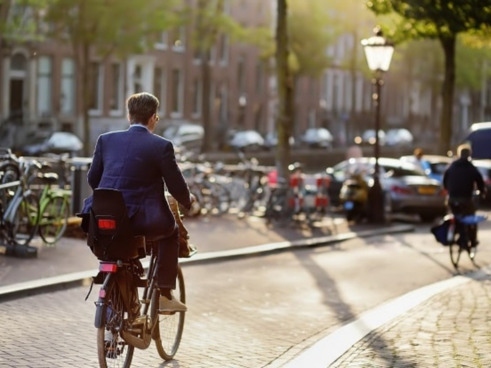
[166,193,197,258]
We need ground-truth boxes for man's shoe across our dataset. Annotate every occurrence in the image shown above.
[159,295,187,313]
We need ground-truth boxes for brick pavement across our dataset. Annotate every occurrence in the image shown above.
[285,267,491,368]
[329,272,491,368]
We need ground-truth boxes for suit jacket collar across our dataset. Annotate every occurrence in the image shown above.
[129,124,150,133]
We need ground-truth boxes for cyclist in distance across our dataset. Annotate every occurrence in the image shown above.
[443,143,486,248]
[82,92,194,313]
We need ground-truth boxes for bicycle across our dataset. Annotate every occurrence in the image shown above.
[0,158,40,255]
[82,188,185,368]
[28,165,71,245]
[446,213,487,270]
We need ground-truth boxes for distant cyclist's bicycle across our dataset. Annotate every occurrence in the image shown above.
[446,213,487,270]
[82,189,185,368]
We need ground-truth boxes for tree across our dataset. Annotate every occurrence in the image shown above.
[271,0,334,178]
[275,0,293,180]
[367,0,491,153]
[0,0,49,45]
[44,0,179,155]
[189,0,244,153]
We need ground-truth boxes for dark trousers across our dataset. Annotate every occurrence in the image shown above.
[156,226,179,290]
[448,197,478,246]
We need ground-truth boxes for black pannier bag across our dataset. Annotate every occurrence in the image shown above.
[86,188,145,261]
[430,215,454,246]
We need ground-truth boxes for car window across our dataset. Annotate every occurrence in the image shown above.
[431,162,449,175]
[384,166,424,178]
[163,126,178,138]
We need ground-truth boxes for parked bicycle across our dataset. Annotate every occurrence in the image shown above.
[28,162,71,245]
[0,157,39,255]
[82,189,185,368]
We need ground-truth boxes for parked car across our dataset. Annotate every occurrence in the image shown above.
[461,121,491,159]
[300,127,333,148]
[325,157,447,222]
[228,130,265,152]
[472,159,491,203]
[20,131,83,156]
[386,128,414,147]
[354,129,386,146]
[264,131,295,150]
[162,123,204,152]
[400,154,453,183]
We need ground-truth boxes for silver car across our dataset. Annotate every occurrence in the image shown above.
[326,157,447,222]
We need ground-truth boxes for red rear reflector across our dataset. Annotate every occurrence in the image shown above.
[100,263,118,272]
[99,289,106,298]
[98,218,116,229]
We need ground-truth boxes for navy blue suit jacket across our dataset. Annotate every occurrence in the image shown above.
[82,125,191,239]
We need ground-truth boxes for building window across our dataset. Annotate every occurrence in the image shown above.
[11,53,27,71]
[155,31,168,50]
[89,61,103,113]
[133,65,143,93]
[237,55,245,94]
[109,62,123,113]
[218,34,229,65]
[171,26,186,51]
[37,56,52,116]
[255,62,263,95]
[192,78,202,116]
[60,58,75,115]
[171,68,183,115]
[154,67,166,115]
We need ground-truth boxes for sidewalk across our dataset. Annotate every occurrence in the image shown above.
[284,266,491,367]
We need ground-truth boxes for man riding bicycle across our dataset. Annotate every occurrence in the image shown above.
[82,92,194,314]
[443,144,486,249]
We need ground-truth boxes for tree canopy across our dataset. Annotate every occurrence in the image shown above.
[367,0,491,153]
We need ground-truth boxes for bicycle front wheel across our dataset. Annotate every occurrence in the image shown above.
[38,195,70,245]
[449,241,463,269]
[151,266,186,361]
[13,193,39,246]
[97,276,134,368]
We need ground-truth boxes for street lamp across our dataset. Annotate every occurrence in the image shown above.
[361,26,394,223]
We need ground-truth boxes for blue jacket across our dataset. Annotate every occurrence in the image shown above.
[82,125,191,239]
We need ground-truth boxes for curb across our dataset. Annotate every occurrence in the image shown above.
[0,224,414,301]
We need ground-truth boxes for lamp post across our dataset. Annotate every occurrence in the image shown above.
[361,26,394,223]
[238,95,247,128]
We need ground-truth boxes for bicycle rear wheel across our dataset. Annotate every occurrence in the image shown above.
[97,276,134,368]
[38,195,69,245]
[13,193,39,246]
[151,266,186,361]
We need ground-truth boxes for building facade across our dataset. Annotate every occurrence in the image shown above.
[1,0,487,155]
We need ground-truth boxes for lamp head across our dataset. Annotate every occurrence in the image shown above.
[361,27,394,72]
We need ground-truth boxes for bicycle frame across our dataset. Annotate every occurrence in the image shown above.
[94,255,157,348]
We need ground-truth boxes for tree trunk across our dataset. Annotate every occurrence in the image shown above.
[439,34,456,155]
[275,0,292,180]
[201,48,212,153]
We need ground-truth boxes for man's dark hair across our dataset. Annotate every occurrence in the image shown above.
[127,92,159,125]
[457,143,472,160]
